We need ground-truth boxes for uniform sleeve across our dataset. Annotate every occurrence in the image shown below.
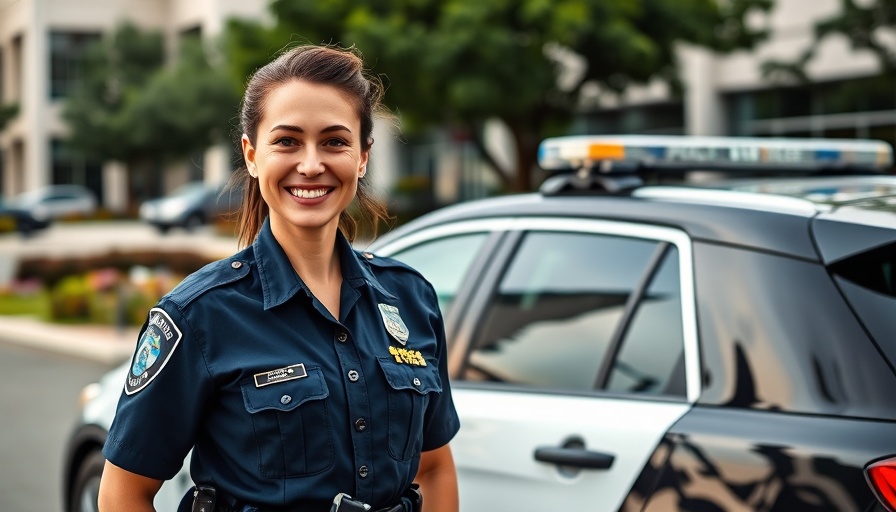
[102,300,213,480]
[420,282,460,451]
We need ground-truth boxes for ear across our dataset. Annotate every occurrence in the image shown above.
[241,134,256,174]
[359,146,370,176]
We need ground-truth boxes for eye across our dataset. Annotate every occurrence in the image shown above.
[273,137,297,147]
[324,138,349,147]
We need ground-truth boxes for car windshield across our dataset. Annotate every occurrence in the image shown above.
[170,183,211,198]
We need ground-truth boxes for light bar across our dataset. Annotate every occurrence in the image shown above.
[538,135,894,173]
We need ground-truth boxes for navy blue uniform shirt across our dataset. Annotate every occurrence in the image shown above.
[103,219,460,509]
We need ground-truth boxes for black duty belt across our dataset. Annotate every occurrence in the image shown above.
[190,484,422,512]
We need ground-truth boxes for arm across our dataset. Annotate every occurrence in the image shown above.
[415,444,458,512]
[98,460,163,512]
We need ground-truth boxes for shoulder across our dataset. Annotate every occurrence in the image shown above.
[359,250,427,282]
[165,247,254,309]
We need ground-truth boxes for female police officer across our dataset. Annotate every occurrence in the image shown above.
[97,44,460,512]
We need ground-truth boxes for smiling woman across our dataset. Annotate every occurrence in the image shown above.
[97,44,460,512]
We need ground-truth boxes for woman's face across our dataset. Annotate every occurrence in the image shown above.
[242,79,368,239]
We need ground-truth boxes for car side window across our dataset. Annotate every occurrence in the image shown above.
[461,231,685,396]
[607,247,685,396]
[387,232,490,317]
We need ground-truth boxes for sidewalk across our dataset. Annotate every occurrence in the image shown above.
[0,315,138,364]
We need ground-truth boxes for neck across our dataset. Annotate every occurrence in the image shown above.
[270,218,343,318]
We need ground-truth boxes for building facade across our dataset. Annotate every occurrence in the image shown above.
[0,0,267,212]
[577,0,895,148]
[0,0,892,215]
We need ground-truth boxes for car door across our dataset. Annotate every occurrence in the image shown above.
[378,217,699,512]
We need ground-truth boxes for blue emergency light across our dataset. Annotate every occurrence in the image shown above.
[537,135,894,173]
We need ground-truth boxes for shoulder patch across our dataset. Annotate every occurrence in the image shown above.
[125,308,183,395]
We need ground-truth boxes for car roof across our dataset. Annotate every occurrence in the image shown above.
[375,175,896,263]
[375,135,896,261]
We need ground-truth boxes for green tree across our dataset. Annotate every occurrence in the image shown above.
[764,0,895,81]
[225,0,771,192]
[63,23,240,199]
[0,103,17,131]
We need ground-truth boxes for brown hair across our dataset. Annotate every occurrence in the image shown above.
[228,44,391,248]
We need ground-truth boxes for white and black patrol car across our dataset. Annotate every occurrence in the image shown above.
[65,135,896,512]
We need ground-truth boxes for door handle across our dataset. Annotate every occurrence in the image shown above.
[534,445,615,470]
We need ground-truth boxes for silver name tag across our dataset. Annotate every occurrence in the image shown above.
[254,363,307,388]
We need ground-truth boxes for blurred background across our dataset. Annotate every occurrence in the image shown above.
[0,0,893,223]
[0,0,893,368]
[0,1,892,508]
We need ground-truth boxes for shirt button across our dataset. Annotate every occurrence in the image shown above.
[280,395,292,405]
[337,332,348,343]
[413,377,421,387]
[358,465,369,478]
[347,370,360,382]
[231,261,242,269]
[354,418,367,432]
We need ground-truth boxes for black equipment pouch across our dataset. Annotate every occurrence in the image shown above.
[405,483,423,512]
[191,485,217,512]
[330,493,371,512]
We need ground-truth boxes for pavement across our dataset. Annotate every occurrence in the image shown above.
[0,314,139,364]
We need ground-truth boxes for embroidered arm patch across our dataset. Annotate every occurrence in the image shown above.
[125,308,183,395]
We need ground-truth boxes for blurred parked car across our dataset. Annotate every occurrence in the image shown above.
[138,182,240,234]
[65,135,896,512]
[0,184,96,234]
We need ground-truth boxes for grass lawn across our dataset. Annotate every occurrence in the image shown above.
[0,290,50,319]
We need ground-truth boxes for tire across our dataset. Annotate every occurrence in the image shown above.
[70,450,105,512]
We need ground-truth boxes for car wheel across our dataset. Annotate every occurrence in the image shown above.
[183,214,204,231]
[70,450,105,512]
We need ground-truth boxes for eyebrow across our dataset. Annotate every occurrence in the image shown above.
[269,124,353,134]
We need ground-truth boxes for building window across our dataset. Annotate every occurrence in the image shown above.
[51,139,103,202]
[725,74,896,153]
[574,102,685,136]
[49,32,100,99]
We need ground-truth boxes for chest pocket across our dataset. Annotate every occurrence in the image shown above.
[376,356,442,461]
[240,365,334,478]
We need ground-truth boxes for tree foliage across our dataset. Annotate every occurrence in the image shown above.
[63,23,240,168]
[225,0,772,192]
[763,0,895,82]
[0,103,17,131]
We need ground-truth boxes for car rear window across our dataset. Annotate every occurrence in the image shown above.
[829,242,896,370]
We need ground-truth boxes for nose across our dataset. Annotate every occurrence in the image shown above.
[297,147,325,177]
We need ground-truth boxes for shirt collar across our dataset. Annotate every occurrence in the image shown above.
[254,218,396,310]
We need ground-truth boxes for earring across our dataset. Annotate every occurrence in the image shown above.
[248,164,257,178]
[359,165,366,178]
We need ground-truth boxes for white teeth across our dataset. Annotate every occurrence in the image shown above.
[289,188,329,199]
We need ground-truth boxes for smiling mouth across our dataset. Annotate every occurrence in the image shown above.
[288,187,331,199]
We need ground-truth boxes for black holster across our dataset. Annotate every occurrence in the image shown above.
[331,483,422,512]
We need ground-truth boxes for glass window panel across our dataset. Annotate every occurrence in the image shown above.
[608,248,685,396]
[464,231,660,391]
[388,232,489,317]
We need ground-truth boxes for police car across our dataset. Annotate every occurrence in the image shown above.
[64,135,896,512]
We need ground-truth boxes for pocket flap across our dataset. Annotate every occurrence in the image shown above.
[241,365,328,413]
[377,356,442,395]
